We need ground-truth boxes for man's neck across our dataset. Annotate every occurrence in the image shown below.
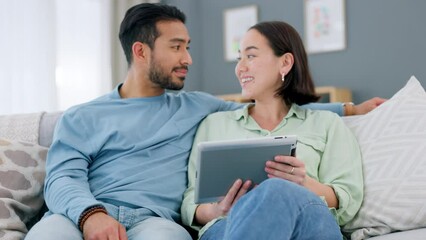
[119,71,165,98]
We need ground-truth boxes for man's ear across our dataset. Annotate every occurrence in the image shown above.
[132,42,149,63]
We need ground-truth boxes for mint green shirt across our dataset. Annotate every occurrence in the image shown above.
[181,104,363,237]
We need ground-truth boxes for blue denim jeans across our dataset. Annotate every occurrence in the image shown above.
[25,205,192,240]
[201,178,342,240]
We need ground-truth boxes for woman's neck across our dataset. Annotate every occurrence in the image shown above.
[249,98,290,131]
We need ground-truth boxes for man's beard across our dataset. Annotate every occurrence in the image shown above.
[149,59,186,91]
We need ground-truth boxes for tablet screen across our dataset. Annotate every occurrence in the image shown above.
[194,135,297,204]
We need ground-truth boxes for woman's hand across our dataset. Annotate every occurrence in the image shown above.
[195,179,252,225]
[265,155,339,208]
[265,155,306,186]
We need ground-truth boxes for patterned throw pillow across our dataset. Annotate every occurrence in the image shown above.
[342,76,426,239]
[0,138,47,240]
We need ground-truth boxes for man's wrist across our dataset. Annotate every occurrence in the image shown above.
[78,204,108,231]
[342,102,355,116]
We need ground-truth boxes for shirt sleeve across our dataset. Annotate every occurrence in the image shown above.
[301,102,344,116]
[180,120,207,231]
[44,110,103,225]
[220,101,244,111]
[181,114,232,237]
[192,91,243,113]
[319,116,364,225]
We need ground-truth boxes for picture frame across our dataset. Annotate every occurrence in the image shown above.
[223,5,258,61]
[304,0,346,54]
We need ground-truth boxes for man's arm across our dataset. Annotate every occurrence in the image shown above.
[302,103,345,116]
[302,97,386,116]
[44,111,103,225]
[217,93,386,116]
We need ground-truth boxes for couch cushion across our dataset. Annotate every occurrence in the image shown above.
[0,138,47,239]
[341,76,426,239]
[368,228,426,240]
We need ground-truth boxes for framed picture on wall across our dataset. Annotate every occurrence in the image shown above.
[304,0,346,54]
[223,5,258,61]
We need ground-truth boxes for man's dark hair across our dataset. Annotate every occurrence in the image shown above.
[250,21,320,105]
[119,3,186,66]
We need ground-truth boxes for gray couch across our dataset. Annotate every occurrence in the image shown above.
[1,111,425,239]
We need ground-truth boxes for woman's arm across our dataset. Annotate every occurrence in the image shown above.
[304,176,338,208]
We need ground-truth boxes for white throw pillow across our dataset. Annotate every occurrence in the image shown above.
[341,76,426,239]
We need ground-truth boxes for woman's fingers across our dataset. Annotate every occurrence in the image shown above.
[233,180,252,204]
[218,179,253,214]
[265,155,306,185]
[220,179,243,207]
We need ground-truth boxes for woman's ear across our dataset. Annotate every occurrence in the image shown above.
[280,52,294,74]
[283,53,294,67]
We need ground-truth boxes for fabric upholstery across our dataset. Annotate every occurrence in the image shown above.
[0,112,43,144]
[0,138,47,239]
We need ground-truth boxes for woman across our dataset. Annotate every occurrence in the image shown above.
[181,21,363,239]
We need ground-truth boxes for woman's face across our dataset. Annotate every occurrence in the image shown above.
[235,29,282,101]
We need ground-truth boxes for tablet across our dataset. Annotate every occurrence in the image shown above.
[194,135,297,204]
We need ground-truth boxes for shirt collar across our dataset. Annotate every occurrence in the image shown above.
[231,103,307,122]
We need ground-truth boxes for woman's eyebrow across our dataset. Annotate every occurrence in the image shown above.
[242,46,258,52]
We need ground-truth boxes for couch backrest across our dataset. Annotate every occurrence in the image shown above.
[0,111,63,147]
[14,112,355,149]
[39,112,62,147]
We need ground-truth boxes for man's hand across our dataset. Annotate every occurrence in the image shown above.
[83,212,127,240]
[353,97,387,115]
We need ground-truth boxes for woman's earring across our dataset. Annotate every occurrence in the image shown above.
[281,73,285,82]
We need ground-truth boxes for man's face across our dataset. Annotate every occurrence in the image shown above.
[148,20,192,90]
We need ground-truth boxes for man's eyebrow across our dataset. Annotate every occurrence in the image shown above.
[170,38,191,44]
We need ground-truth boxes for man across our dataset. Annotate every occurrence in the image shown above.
[26,3,383,240]
[27,4,222,240]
